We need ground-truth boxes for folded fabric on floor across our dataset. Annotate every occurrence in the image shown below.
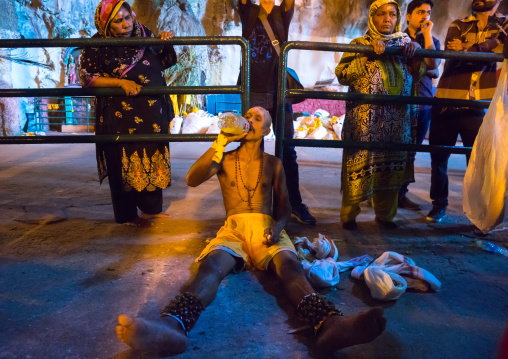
[301,257,341,287]
[293,234,372,287]
[336,254,373,273]
[351,251,442,301]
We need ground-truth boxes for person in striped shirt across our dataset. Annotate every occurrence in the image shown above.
[427,0,507,223]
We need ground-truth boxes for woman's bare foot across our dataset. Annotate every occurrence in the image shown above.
[315,307,386,353]
[140,212,171,221]
[124,217,153,228]
[116,314,189,353]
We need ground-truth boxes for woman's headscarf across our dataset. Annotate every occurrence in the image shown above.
[80,0,149,85]
[366,0,412,95]
[367,0,406,41]
[94,0,138,37]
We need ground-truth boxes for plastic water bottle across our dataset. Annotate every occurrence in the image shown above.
[475,239,508,257]
[218,112,250,135]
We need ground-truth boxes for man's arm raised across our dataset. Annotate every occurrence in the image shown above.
[186,133,246,187]
[264,157,291,246]
[420,20,439,70]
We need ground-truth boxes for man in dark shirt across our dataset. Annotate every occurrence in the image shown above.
[238,0,316,225]
[399,0,441,211]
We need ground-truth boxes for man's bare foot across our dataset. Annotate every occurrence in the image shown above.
[116,314,189,353]
[315,307,386,353]
[124,217,153,227]
[140,212,171,221]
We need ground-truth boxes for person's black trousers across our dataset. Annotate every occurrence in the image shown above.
[428,106,485,207]
[399,105,432,197]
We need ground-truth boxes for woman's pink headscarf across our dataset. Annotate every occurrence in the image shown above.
[94,0,136,37]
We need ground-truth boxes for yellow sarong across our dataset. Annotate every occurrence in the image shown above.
[197,213,296,271]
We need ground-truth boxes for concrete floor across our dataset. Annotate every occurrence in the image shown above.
[0,140,507,359]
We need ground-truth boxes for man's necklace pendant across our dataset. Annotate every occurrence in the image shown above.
[235,151,263,207]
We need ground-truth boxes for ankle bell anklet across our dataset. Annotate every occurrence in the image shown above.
[295,293,343,335]
[161,292,204,335]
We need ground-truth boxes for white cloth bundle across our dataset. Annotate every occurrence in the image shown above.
[351,251,441,301]
[301,258,340,287]
[293,234,372,288]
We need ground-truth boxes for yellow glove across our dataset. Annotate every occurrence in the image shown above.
[211,133,228,163]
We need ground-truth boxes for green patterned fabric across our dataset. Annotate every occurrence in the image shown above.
[335,33,424,205]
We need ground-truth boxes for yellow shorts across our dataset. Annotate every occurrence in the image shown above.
[196,213,296,271]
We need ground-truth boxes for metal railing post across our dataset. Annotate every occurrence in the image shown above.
[240,42,251,114]
[275,44,290,159]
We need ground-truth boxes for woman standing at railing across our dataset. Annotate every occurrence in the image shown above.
[79,0,177,227]
[335,0,431,230]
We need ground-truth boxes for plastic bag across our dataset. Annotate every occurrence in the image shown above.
[295,127,308,139]
[318,116,332,130]
[181,111,212,134]
[313,109,330,118]
[306,125,328,139]
[206,122,221,134]
[264,124,275,141]
[170,116,183,134]
[205,116,220,134]
[463,59,508,234]
[324,130,338,140]
[332,115,344,140]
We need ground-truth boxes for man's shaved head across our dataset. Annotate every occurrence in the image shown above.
[251,106,272,128]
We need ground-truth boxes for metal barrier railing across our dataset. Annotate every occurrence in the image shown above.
[0,36,250,144]
[31,96,95,133]
[276,41,504,158]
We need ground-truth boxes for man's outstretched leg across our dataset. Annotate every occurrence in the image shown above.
[269,251,387,353]
[116,250,237,353]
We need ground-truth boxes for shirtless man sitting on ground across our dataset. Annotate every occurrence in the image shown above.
[115,106,387,354]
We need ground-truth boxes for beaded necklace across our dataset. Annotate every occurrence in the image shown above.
[235,150,264,210]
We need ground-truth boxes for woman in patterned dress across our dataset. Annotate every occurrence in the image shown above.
[79,0,177,226]
[335,0,430,230]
